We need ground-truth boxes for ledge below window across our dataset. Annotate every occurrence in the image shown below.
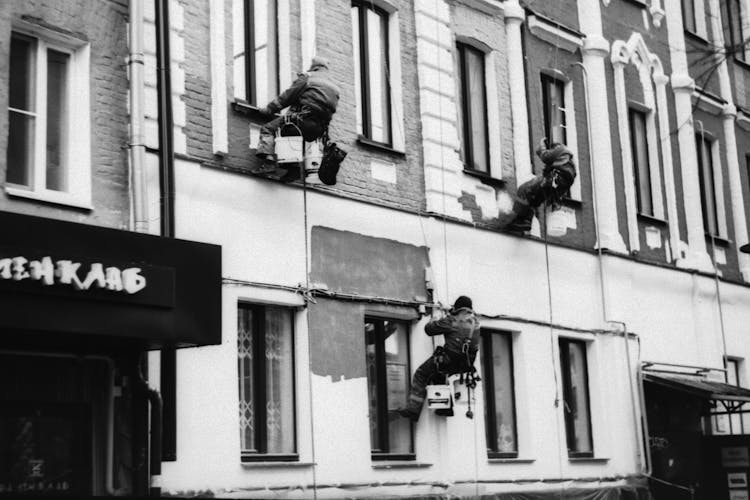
[372,461,432,469]
[463,168,505,188]
[637,213,668,226]
[560,197,583,209]
[706,234,731,247]
[487,457,535,464]
[569,457,610,464]
[357,135,406,157]
[684,30,709,46]
[232,100,268,121]
[5,186,93,211]
[241,461,314,468]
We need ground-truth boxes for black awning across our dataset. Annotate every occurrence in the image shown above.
[0,211,222,349]
[644,372,750,402]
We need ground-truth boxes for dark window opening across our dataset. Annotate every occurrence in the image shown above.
[696,134,720,236]
[628,108,654,216]
[237,303,297,461]
[365,317,414,460]
[481,330,518,458]
[559,338,594,457]
[457,42,490,174]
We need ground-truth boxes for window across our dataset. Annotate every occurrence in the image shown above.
[365,317,413,460]
[720,0,746,62]
[696,134,719,236]
[6,30,90,207]
[682,0,697,33]
[711,359,749,434]
[237,303,296,461]
[628,108,653,216]
[481,330,517,458]
[559,339,593,457]
[457,42,490,174]
[352,1,392,145]
[232,0,278,106]
[541,74,567,146]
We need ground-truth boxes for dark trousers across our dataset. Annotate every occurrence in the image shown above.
[256,112,326,157]
[503,164,576,232]
[403,350,475,420]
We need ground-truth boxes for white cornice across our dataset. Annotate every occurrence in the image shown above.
[527,14,583,53]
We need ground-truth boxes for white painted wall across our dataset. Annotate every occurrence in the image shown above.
[157,160,750,496]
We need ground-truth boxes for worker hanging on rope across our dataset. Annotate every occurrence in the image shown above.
[499,138,577,234]
[256,56,344,183]
[394,296,481,422]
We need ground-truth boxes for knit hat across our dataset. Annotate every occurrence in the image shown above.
[537,141,574,167]
[308,56,330,71]
[452,295,473,311]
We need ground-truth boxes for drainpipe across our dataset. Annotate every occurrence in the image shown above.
[572,62,646,474]
[137,354,163,497]
[154,0,178,463]
[129,0,148,233]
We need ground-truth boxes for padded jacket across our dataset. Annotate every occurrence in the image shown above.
[425,307,481,359]
[266,67,340,122]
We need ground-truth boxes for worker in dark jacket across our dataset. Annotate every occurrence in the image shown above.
[256,56,340,177]
[500,138,577,233]
[396,296,481,422]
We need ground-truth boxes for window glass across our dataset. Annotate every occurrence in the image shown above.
[482,331,517,456]
[696,135,719,235]
[682,0,696,32]
[629,109,653,216]
[365,318,413,458]
[7,33,37,187]
[232,0,278,105]
[458,43,489,173]
[352,3,392,145]
[542,75,566,146]
[560,339,593,456]
[238,304,296,458]
[46,49,69,192]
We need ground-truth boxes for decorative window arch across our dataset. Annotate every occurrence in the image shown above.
[611,33,679,257]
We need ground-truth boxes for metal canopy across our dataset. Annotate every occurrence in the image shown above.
[644,371,750,403]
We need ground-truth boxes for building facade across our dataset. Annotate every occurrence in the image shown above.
[4,0,750,498]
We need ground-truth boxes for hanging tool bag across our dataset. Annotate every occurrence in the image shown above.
[317,141,347,185]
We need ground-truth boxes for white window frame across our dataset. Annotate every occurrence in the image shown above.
[351,0,405,152]
[539,70,581,200]
[6,24,91,209]
[696,133,728,238]
[232,0,290,106]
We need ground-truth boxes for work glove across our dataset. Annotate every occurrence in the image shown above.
[257,106,273,118]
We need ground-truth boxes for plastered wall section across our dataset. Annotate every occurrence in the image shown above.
[0,0,130,228]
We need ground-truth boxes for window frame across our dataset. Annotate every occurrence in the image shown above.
[481,329,518,459]
[237,302,298,462]
[720,0,746,62]
[696,133,721,237]
[541,73,567,147]
[364,315,414,461]
[352,1,393,147]
[233,0,280,107]
[682,0,697,33]
[628,107,654,216]
[559,338,594,458]
[457,41,491,175]
[5,27,91,209]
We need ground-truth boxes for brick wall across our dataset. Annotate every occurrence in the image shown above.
[0,0,131,228]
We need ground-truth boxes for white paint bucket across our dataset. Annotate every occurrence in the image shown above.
[546,209,567,237]
[275,135,304,164]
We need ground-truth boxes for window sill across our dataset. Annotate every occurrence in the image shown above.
[569,457,610,464]
[706,234,731,247]
[357,135,406,157]
[621,0,646,7]
[372,461,431,469]
[241,454,302,465]
[560,197,583,208]
[232,99,273,121]
[487,457,535,464]
[637,213,668,226]
[5,186,93,211]
[684,30,710,46]
[241,461,313,468]
[733,57,750,72]
[463,168,505,188]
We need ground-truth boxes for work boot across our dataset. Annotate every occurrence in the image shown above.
[254,153,278,174]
